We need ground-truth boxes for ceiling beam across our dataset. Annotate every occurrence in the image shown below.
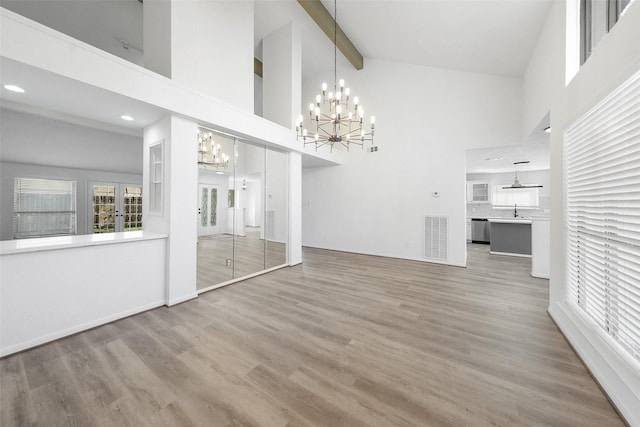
[297,0,364,70]
[254,58,263,78]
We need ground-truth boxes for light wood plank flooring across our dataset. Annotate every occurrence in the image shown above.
[197,227,286,290]
[1,245,625,426]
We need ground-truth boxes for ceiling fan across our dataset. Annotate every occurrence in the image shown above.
[503,161,544,189]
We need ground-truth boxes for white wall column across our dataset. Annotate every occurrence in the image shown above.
[262,21,302,129]
[262,21,303,266]
[171,1,254,112]
[144,115,198,306]
[143,0,254,111]
[143,0,172,78]
[288,151,302,265]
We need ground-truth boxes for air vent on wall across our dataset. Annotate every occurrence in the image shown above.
[424,216,448,260]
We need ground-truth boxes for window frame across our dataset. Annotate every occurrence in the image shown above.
[581,0,633,65]
[491,184,540,210]
[13,177,78,239]
[564,68,640,364]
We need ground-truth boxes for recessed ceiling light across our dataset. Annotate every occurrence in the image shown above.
[216,171,225,175]
[485,156,503,161]
[4,84,25,93]
[121,115,134,121]
[544,126,551,133]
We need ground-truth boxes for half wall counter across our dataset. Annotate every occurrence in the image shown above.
[0,231,168,357]
[488,218,532,257]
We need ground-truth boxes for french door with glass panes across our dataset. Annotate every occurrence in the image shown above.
[198,184,220,236]
[89,182,143,233]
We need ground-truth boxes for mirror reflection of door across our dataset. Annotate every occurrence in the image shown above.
[198,184,219,236]
[89,182,142,233]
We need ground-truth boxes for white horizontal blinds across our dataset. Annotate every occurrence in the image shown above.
[13,178,77,238]
[565,69,640,363]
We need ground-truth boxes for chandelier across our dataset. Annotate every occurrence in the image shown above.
[295,0,376,152]
[197,129,229,169]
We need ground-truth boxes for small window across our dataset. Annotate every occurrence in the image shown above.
[14,178,77,239]
[149,141,163,215]
[492,185,540,209]
[581,0,633,65]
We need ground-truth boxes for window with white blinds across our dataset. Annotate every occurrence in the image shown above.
[565,69,640,363]
[14,178,77,239]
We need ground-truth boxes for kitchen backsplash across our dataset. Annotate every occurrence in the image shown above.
[467,196,550,219]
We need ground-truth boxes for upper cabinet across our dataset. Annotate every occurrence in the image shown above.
[466,181,490,203]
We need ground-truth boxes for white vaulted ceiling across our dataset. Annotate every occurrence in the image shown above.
[254,0,554,78]
[1,0,553,139]
[3,0,554,79]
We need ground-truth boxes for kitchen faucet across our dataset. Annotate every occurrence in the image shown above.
[513,203,519,218]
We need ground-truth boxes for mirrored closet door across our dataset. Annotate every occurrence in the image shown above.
[196,129,288,291]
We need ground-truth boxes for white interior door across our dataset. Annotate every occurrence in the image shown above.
[198,184,220,237]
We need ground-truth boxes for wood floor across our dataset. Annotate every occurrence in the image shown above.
[197,227,286,290]
[0,245,625,426]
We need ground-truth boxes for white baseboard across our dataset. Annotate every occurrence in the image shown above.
[548,301,640,426]
[0,300,165,358]
[166,292,198,307]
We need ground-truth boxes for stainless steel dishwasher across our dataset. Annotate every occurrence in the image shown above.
[471,218,490,244]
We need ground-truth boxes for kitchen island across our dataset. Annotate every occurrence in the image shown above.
[488,218,532,257]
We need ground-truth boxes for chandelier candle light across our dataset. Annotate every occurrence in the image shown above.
[198,129,229,169]
[295,0,376,152]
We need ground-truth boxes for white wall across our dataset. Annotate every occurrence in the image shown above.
[1,0,143,66]
[521,1,640,423]
[0,109,143,240]
[0,236,166,357]
[171,0,254,112]
[522,0,565,137]
[262,21,301,129]
[143,0,171,77]
[144,116,198,306]
[0,108,142,173]
[302,59,522,267]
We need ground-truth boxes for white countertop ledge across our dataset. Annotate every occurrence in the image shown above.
[0,231,168,255]
[488,218,532,224]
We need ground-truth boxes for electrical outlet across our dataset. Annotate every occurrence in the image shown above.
[226,259,232,267]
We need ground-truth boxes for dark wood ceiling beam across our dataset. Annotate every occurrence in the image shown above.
[297,0,364,70]
[254,58,263,78]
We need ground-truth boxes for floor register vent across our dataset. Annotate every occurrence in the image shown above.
[424,216,448,261]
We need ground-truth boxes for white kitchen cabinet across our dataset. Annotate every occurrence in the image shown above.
[466,181,490,203]
[531,216,550,278]
[466,219,472,242]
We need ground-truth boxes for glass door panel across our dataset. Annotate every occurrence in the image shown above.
[91,185,116,233]
[265,149,288,269]
[196,131,235,289]
[195,130,290,292]
[198,184,220,236]
[123,185,143,231]
[233,141,266,278]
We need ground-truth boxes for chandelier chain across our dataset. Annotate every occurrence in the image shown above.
[334,0,337,91]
